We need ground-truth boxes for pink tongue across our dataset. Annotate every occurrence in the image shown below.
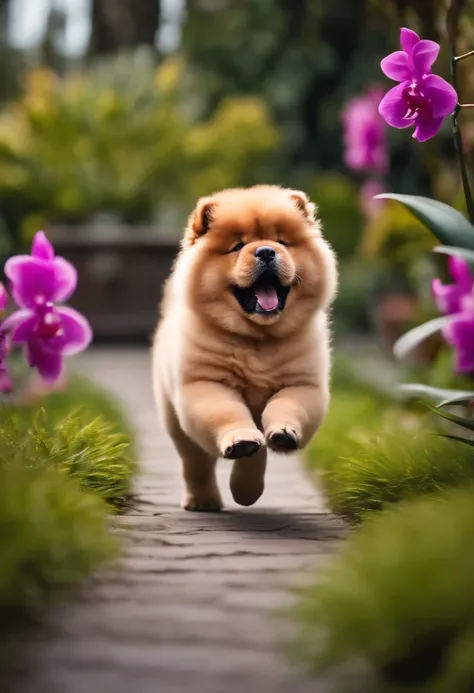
[255,288,279,312]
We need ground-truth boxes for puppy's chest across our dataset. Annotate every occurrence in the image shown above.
[223,343,286,399]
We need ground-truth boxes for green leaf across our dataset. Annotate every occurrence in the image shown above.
[437,434,474,448]
[426,404,474,432]
[393,316,455,360]
[434,246,474,263]
[399,384,474,406]
[440,394,474,407]
[376,194,474,249]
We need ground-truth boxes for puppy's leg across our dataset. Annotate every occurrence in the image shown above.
[180,381,264,459]
[181,446,222,512]
[262,385,328,453]
[230,446,267,507]
[162,396,223,512]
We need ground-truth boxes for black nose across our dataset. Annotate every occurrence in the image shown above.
[255,246,276,263]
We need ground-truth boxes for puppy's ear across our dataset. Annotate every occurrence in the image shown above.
[184,196,217,246]
[289,190,317,225]
[192,196,216,236]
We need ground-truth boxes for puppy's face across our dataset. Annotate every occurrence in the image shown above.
[181,186,337,337]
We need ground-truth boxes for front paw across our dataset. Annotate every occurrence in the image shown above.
[220,429,265,459]
[266,426,300,453]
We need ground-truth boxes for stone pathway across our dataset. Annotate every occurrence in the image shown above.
[10,347,346,693]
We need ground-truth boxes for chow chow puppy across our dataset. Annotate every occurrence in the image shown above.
[152,185,337,511]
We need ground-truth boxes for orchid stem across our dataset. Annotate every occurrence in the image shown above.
[455,49,474,61]
[459,103,474,108]
[447,1,474,224]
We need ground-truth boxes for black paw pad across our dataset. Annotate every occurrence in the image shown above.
[268,429,299,452]
[224,439,261,460]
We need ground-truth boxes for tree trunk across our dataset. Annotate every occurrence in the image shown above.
[89,0,161,56]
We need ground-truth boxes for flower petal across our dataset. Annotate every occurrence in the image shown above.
[378,82,413,129]
[411,39,440,77]
[27,341,63,381]
[5,257,56,308]
[432,278,464,315]
[3,309,36,344]
[448,256,473,288]
[400,28,420,55]
[381,51,411,81]
[43,306,92,355]
[4,255,32,282]
[52,256,77,302]
[0,282,8,311]
[422,74,458,118]
[32,231,55,261]
[442,313,474,372]
[413,112,443,142]
[442,312,474,343]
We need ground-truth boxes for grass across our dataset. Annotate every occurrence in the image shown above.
[0,370,136,662]
[298,353,474,690]
[293,488,474,693]
[10,373,136,508]
[306,353,474,522]
[321,431,474,523]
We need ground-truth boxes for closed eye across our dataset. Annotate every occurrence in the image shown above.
[230,241,245,252]
[278,239,288,246]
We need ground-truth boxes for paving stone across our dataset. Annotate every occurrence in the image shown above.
[8,347,350,693]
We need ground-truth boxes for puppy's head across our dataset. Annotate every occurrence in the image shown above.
[180,185,337,337]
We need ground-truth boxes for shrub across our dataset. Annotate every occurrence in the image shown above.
[0,413,117,661]
[7,408,135,510]
[308,359,474,523]
[0,375,136,662]
[306,355,474,522]
[294,489,474,693]
[0,51,279,243]
[322,430,474,523]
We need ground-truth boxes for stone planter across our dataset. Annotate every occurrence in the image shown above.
[49,225,179,341]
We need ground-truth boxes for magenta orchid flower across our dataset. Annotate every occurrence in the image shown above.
[342,87,388,175]
[432,256,474,314]
[0,282,12,392]
[5,230,78,309]
[379,28,458,142]
[432,257,474,373]
[3,231,92,382]
[442,314,474,373]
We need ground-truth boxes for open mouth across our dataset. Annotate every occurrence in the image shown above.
[232,271,290,316]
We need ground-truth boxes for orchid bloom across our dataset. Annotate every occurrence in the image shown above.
[432,257,474,373]
[341,87,388,175]
[432,256,474,315]
[3,231,92,382]
[379,28,458,142]
[0,283,11,392]
[442,315,474,373]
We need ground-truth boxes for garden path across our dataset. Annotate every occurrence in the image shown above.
[11,347,347,693]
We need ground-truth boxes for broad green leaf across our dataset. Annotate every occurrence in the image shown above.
[393,316,455,360]
[440,394,474,407]
[434,246,474,263]
[427,404,474,432]
[399,384,474,406]
[437,434,474,448]
[376,194,474,249]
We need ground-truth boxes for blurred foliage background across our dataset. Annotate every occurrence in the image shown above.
[1,0,474,337]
